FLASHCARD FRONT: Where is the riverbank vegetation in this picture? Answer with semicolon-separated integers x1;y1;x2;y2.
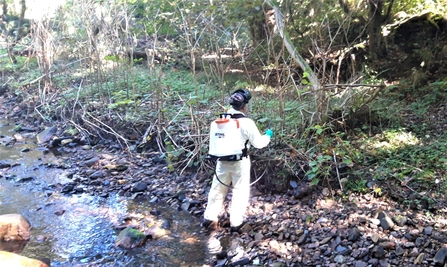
1;0;447;213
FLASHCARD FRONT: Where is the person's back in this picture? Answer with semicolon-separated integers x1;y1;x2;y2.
202;89;273;232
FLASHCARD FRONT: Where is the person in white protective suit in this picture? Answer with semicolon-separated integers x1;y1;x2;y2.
202;89;273;232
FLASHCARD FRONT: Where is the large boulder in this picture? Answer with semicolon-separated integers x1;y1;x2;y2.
0;251;48;267
0;214;31;241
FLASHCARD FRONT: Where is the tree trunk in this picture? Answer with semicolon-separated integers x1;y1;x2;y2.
264;0;324;123
15;0;26;43
368;0;385;60
248;11;267;46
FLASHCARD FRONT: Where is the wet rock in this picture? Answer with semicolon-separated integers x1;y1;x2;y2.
131;182;147;192
61;183;75;193
181;200;190;212
146;224;167;240
0;161;11;169
17;126;36;132
104;164;128;171
0;251;49;267
0;214;31;241
116;227;146;249
82;157;100;167
89;170;104;179
15;176;35;183
74;185;85;193
0;136;14;146
54;210;65;216
36;126;57;144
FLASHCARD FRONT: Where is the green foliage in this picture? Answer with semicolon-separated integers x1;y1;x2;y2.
344;179;368;193
0;48;37;72
306;154;332;186
358;127;447;193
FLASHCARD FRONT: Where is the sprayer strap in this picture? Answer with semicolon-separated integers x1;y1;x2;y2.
218;113;246;119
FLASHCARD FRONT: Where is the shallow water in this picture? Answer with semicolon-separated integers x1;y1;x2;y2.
0;119;208;266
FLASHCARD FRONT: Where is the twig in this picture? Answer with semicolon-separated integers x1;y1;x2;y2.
24;71;55;86
140;120;157;145
333;150;342;190
391;175;440;204
71;78;83;120
83;113;131;152
68;119;94;143
323;83;386;89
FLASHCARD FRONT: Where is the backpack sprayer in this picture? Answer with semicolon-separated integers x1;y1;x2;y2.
206;113;267;189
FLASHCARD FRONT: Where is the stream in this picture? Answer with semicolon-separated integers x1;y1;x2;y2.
0;119;209;266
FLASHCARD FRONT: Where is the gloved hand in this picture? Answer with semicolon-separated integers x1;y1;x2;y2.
266;129;273;138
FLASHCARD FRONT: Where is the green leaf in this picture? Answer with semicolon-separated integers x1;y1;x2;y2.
309;178;319;186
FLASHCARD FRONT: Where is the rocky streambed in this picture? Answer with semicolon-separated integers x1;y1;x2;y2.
14;140;447;267
1;94;447;267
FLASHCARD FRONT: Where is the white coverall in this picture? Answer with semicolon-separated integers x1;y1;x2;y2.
204;108;271;227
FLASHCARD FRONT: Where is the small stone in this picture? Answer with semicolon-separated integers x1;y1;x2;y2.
414;253;424;264
380;215;395;230
82;157;100;167
348;227;361;242
408;247;419;257
395;246;405;256
404;242;415;248
433;247;447;265
371;233;380;243
254;232;263;241
131;182;147;192
354;261;367;267
334;254;345;263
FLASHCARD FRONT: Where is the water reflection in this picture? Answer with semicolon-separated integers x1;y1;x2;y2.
0;120;209;266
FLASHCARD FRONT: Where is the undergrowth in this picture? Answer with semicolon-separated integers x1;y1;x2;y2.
2;50;447;213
